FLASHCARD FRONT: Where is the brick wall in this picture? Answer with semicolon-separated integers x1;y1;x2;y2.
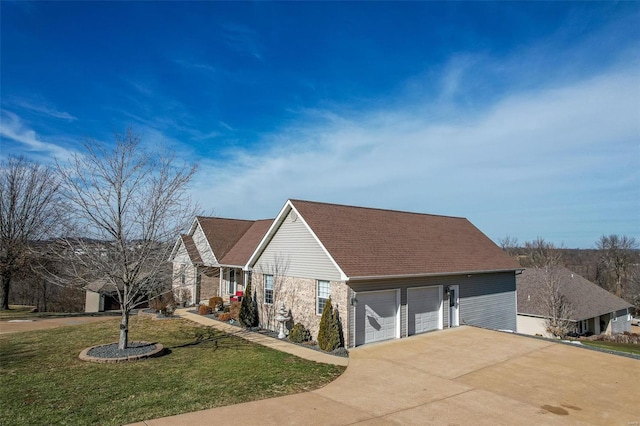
252;272;349;344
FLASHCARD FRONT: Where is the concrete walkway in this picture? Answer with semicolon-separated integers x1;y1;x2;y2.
173;308;349;367
129;326;639;426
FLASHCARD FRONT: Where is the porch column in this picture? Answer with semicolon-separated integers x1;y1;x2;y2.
219;267;223;297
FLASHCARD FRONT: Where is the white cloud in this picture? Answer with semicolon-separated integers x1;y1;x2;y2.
0;110;77;162
13;99;77;121
191;63;640;247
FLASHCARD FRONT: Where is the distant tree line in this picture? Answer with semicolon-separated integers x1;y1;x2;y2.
500;235;640;315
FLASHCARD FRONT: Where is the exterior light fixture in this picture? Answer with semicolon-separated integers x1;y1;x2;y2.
350;296;358;307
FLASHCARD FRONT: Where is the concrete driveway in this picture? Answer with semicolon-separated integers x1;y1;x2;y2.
133;326;639;425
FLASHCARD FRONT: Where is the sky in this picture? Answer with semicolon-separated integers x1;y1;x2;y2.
1;1;639;249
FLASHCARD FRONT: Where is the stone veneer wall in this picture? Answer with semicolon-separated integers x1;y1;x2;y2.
172;262;198;304
252;272;349;344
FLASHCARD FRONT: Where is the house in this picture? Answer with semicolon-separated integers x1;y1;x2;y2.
517;267;633;337
169;216;273;305
84;263;172;312
247;199;522;348
85;279;122;312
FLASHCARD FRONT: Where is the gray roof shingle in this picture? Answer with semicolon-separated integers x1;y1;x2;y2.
517;266;631;320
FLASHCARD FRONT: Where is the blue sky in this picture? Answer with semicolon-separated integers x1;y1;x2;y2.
1;1;638;248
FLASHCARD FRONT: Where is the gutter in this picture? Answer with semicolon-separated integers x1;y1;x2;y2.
347;268;522;283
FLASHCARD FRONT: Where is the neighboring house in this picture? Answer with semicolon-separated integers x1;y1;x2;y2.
169;216;273;305
85;279;122;312
84;264;171;312
247;199;522;348
517;267;632;337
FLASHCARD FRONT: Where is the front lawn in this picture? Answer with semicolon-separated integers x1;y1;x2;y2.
0;316;345;425
580;340;640;356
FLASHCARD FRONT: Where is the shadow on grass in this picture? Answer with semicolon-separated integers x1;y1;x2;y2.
169;328;254;352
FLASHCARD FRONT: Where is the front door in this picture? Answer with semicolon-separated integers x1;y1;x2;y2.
449;285;459;327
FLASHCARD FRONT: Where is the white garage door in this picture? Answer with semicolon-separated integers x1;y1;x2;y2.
408;286;442;336
355;290;399;346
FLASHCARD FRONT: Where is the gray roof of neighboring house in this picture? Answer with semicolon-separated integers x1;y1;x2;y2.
517;266;632;321
289;199;520;278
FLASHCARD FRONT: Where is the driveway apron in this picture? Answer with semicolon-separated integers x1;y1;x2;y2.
131;326;639;426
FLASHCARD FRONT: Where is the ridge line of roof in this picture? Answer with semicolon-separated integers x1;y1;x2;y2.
289;199;467;220
196;215;256;223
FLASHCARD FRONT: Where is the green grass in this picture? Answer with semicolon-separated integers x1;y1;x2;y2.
580;340;640;356
0;316;345;425
0;305;119;320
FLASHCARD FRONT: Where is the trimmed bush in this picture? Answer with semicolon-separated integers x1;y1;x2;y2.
198;305;213;315
288;323;311;343
208;297;223;311
239;280;259;328
229;301;241;321
218;312;231;322
317;297;342;352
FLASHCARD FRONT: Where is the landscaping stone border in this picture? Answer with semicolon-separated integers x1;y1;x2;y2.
79;341;165;363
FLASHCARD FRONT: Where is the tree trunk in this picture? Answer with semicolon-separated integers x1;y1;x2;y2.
118;310;129;349
0;272;11;310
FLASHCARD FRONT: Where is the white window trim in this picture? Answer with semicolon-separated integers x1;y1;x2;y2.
264;274;274;305
316;280;330;315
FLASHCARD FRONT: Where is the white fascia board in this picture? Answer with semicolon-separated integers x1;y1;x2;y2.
290;201;348;281
168;236;184;262
246;200;292;269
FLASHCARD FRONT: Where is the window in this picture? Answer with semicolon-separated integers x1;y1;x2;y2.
317;280;330;315
264;274;274;304
180;265;186;286
227;269;236;295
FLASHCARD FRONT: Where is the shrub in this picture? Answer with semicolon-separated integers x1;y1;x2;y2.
218;312;231;322
149;291;176;313
317;297;342;352
239;280;259;328
198;305;213;315
208;297;223;311
288;323;311;343
229;301;241;321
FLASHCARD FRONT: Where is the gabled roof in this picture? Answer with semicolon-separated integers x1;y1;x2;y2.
250;199;521;279
517;267;632;321
180;235;202;264
196;216;255;262
220;219;273;267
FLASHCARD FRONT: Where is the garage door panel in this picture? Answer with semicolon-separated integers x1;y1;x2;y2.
408;286;442;336
356;290;398;346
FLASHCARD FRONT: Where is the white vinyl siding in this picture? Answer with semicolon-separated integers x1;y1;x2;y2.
253;210;341;281
192;223;217;265
317;280;330;315
264;274;274;304
172;240;191;263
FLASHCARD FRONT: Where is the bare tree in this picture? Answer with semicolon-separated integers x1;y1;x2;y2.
499;235;520;259
57;128;198;349
254;254;294;331
595;235;638;298
0;156;64;310
523;238;574;338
